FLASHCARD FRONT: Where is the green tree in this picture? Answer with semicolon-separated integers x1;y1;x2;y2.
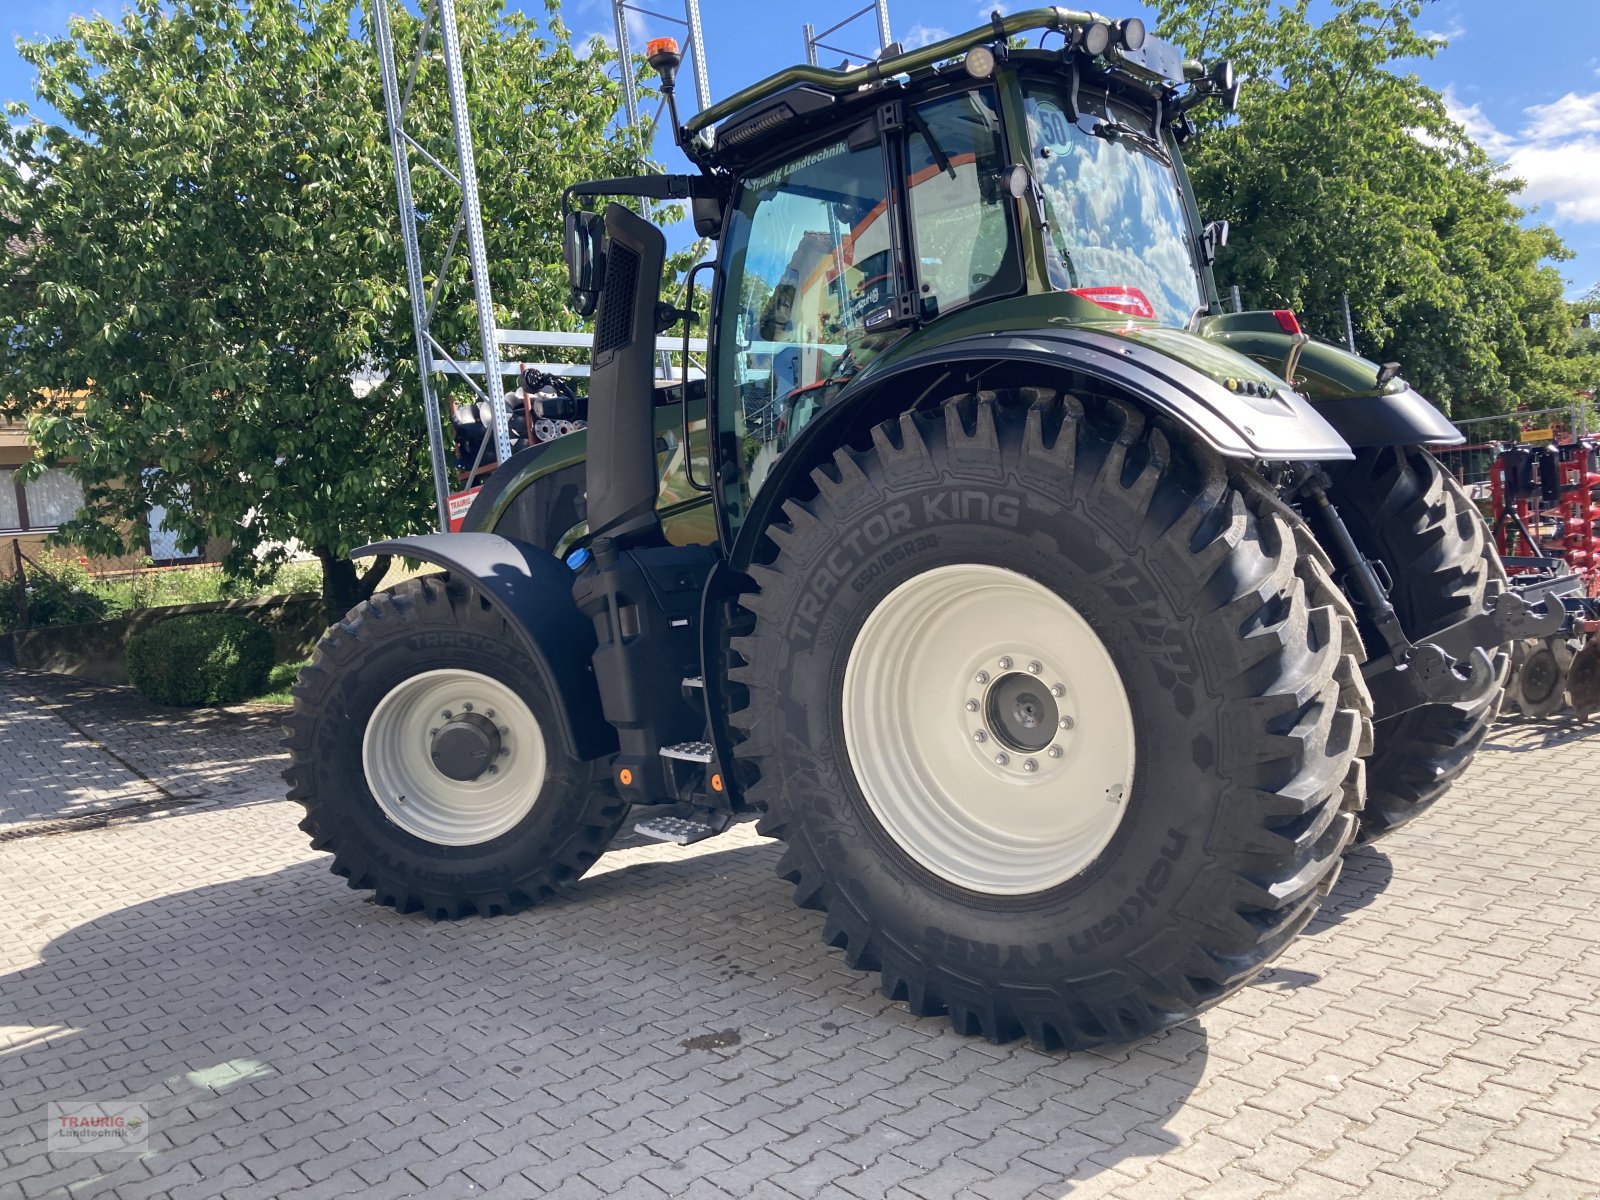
1156;0;1584;417
0;0;660;617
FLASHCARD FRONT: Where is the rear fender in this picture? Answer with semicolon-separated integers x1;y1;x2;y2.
728;326;1354;572
354;532;614;762
856;326;1356;460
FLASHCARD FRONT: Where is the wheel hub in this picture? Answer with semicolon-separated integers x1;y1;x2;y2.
984;671;1059;754
430;712;503;781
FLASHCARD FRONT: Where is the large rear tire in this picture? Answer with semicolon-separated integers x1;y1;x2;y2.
728;391;1371;1048
284;574;625;918
1323;447;1509;842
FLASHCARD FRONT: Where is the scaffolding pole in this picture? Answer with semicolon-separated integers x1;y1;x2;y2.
372;0;508;531
803;0;893;65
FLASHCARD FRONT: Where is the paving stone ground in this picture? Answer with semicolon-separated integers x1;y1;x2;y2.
1;663;1597;1199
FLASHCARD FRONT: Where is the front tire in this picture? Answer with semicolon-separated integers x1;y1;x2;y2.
284;575;625;918
729;391;1371;1048
1323;447;1510;841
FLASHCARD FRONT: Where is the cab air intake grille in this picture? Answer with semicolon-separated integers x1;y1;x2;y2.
597;242;639;353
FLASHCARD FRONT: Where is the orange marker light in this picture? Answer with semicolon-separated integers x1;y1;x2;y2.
618;768;634;787
710;773;724;793
646;37;680;58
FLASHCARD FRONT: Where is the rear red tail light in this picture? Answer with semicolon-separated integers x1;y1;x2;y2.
1272;309;1302;334
1068;286;1157;320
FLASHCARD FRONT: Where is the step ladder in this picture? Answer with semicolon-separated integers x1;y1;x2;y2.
635;681;724;844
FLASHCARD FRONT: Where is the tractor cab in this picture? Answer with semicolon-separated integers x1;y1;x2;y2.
561;12;1253;543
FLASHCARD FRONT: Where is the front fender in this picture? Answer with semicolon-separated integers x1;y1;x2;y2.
1310;387;1464;448
354;532;614;762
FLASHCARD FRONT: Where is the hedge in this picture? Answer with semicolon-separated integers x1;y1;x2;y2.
124;612;275;705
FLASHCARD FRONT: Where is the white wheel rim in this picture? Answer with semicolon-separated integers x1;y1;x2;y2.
842;563;1135;895
362;668;547;846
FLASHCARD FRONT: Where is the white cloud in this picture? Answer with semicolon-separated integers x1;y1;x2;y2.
1521;92;1600;141
1442;86;1515;156
1444;86;1600;224
1422;19;1466;45
904;24;951;49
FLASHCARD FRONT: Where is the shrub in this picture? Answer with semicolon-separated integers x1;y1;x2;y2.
125;612;275;706
0;555;107;633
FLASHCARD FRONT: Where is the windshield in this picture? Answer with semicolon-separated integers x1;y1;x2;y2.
1023;83;1205;328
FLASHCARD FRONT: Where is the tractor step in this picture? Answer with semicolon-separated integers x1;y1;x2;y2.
682;675;704;689
634;815;721;845
660;740;714;763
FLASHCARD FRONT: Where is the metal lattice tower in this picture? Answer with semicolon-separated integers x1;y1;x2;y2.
803;0;892;65
372;0;508;531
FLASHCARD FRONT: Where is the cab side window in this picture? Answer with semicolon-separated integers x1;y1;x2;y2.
905;89;1020;318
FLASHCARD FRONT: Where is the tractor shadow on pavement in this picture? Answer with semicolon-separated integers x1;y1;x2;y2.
1;828;1214;1197
1482;712;1600;753
1304;844;1394;935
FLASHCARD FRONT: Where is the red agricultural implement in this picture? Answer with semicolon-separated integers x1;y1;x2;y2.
1437;433;1600;719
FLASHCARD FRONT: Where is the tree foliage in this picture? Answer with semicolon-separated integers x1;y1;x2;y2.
1156;0;1587;417
0;0;660;616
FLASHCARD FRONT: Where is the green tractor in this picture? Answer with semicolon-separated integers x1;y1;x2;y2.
286;8;1562;1047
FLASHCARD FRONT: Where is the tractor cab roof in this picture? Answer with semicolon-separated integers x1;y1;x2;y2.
683;6;1202;172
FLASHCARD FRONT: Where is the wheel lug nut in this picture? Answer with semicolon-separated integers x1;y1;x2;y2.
485;709;495;718
487;765;498;775
975;670;989;685
998;656;1013;670
498;748;509;758
1023;759;1037;772
972;730;988;743
462;702;473;712
1059;715;1074;730
1027;660;1042;675
994;752;1009;766
965;699;979;712
498;726;509;736
1050;684;1065;698
429;728;439;736
1047;746;1063;759
442;710;453;719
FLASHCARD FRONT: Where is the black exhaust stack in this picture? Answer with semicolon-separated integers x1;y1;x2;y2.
584;202;668;545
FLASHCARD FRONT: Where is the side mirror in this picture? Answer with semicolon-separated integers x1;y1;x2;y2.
1201;218;1229;267
564;209;607;317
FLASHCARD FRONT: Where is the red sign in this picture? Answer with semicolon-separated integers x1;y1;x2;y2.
447;488;481;533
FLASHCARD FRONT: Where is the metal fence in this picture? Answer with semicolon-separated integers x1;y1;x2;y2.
1433;405;1593;499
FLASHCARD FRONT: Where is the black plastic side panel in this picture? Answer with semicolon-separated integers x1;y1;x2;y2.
1310;387;1464;448
354;533;614;761
572;542;718;800
585;203;668;542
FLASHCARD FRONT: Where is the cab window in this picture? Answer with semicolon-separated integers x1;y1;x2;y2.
905;88;1020;318
715;135;899;526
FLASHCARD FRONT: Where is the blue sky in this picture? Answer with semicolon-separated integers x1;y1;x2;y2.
5;0;1598;297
